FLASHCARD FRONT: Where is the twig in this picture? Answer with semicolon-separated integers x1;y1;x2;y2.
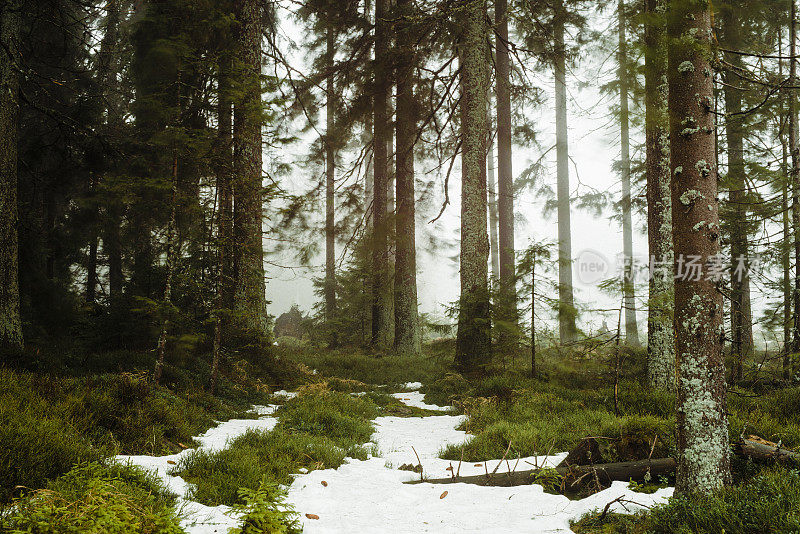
412;446;423;481
491;441;513;476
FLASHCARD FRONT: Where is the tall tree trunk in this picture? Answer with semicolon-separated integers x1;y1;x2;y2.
488;124;500;281
211;51;235;394
668;0;731;494
644;0;674;389
790;0;800;375
618;0;639;347
154;154;178;384
0;0;23;352
721;3;752;384
455;0;491;372
495;0;517;348
364;0;375;345
325;20;338;345
531;254;536;378
372;0;393;350
394;0;420;356
86;177;98;304
554;0;576;344
233;0;268;341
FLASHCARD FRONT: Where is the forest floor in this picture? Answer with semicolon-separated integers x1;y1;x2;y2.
3;341;800;533
119;382;671;534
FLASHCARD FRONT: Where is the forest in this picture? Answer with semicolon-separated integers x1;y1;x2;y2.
1;0;800;532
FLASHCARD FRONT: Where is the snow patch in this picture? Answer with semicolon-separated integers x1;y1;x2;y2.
393;391;452;412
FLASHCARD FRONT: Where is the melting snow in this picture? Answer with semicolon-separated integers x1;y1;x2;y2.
115;393;673;534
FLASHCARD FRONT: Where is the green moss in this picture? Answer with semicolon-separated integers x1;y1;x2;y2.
1;462;183;533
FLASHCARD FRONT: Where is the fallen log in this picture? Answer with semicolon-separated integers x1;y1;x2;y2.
405;458;676;488
738;437;800;463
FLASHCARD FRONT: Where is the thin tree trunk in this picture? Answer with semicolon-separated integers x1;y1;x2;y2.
721;4;752;384
531;254;536;378
154;154;178;384
668;0;731;494
618;0;639;347
455;0;491;372
554;0;576;344
790;0;800;375
644;0;674;389
325;20;338;345
0;0;23;352
394;0;420;356
372;0;393;350
495;0;517;349
87;177;98;304
211;51;234;394
96;0;123;303
488;126;500;281
783;38;792;376
233;0;268;342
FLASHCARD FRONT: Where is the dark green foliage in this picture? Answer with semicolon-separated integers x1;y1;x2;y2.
1;462;183;533
0;368;261;503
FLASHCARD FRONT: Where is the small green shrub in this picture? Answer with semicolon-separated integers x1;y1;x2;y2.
228;479;302;534
1;462;182;533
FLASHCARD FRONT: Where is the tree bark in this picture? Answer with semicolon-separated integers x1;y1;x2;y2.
372;0;393;350
721;2;752;384
618;0;639;347
325;19;338;345
0;0;23;352
668;0;731;495
153;154;178;384
644;0;675;389
781;27;791;375
455;0;491;372
495;0;516;344
790;0;800;375
232;0;269;342
394;0;421;356
211;50;235;394
554;0;576;344
488;125;500;281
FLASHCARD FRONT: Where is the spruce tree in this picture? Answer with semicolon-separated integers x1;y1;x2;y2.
668;0;731;494
456;0;492;372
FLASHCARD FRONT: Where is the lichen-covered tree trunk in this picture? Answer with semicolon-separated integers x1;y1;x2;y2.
554;0;576;344
0;0;23;352
721;3;752;383
325;20;338;345
233;0;268;341
644;0;674;389
371;0;393;350
618;0;640;347
394;0;420;356
456;0;491;372
495;0;516;345
667;0;731;494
